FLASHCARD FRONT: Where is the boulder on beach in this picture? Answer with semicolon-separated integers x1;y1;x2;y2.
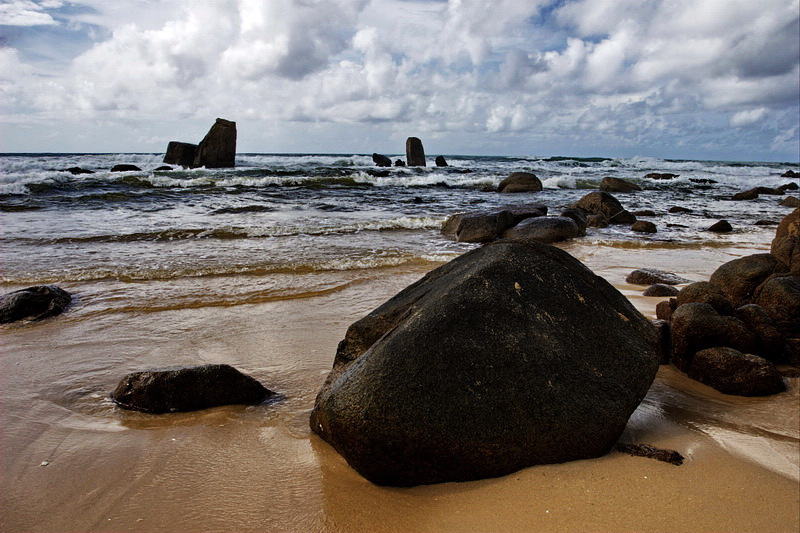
559;208;587;235
193;118;236;168
735;304;786;361
656;299;677;321
406;137;426;167
626;268;691;286
754;275;800;338
600;177;642;193
770;208;799;273
497;172;543;193
708;220;733;233
670;303;756;372
310;240;659;486
441;206;548;243
163;141;198;167
111;364;275;414
502;216;580;244
687;347;785;396
372;153;392;167
676;282;733;315
0;285;72;324
708;253;779;308
435;156;448;167
110;164;142;172
572;191;636;224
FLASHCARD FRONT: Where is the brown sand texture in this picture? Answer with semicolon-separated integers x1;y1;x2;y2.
1;239;798;532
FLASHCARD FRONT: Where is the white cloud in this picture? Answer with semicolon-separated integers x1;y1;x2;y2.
0;0;61;26
730;108;768;127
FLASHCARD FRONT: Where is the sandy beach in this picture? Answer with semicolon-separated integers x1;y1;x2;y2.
2;234;798;533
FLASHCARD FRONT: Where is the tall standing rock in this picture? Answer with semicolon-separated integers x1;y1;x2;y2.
310;240;659;486
406;137;426;167
193;118;237;168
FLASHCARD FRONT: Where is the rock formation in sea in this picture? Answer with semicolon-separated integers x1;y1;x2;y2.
600;177;642;193
406;137;426;167
310;240;659;486
111;364;275;413
163;118;237;168
435;156;448;167
0;285;72;323
497;172;542;193
372;153;392;167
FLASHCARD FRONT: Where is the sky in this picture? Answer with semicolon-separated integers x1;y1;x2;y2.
0;0;798;161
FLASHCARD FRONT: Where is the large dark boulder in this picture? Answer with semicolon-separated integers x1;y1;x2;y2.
735;304;786;362
372;153;392;167
193;118;236;168
498;172;543;193
687;347;785;396
406;137;426;167
771;208;799;273
676;282;734;315
559;208;587;235
310;240;660;486
670;303;756;372
0;285;72;323
435;156;448;167
708;253;778;308
111;364;274;414
502;216;580;244
163;141;198;167
572;191;636;224
600;177;641;193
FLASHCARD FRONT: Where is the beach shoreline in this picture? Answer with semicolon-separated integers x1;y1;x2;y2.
2;233;799;533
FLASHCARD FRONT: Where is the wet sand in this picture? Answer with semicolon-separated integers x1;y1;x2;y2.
2;241;799;532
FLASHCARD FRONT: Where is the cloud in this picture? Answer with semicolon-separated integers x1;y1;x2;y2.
0;0;61;26
1;0;798;160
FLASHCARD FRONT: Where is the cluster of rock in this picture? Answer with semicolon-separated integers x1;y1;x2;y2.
649;208;799;396
163;118;237;168
310;240;659;486
372;137;449;168
60;164;173;174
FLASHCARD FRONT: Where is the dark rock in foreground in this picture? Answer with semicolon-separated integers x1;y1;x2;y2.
372;153;392;167
111;364;274;414
626;268;691;286
0;285;72;323
687;347;786;396
164;141;198;167
310;240;659;486
497;172;542;193
193;118;236;168
615;443;684;465
110;164;142;172
406;137;426;167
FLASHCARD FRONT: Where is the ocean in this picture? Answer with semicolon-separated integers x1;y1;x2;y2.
2;152;797;317
2;152;799;531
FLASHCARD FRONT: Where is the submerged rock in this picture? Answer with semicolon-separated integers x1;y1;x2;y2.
631;221;657;234
310;240;659;486
62;167;94;175
780;196;800;208
600;177;642;193
111;364;274;414
644;173;679;180
110;164;142;172
497;172;542;193
372;153;392;167
0;285;72;323
708;220;733;233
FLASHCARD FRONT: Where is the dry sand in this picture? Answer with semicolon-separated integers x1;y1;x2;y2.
2;240;799;532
